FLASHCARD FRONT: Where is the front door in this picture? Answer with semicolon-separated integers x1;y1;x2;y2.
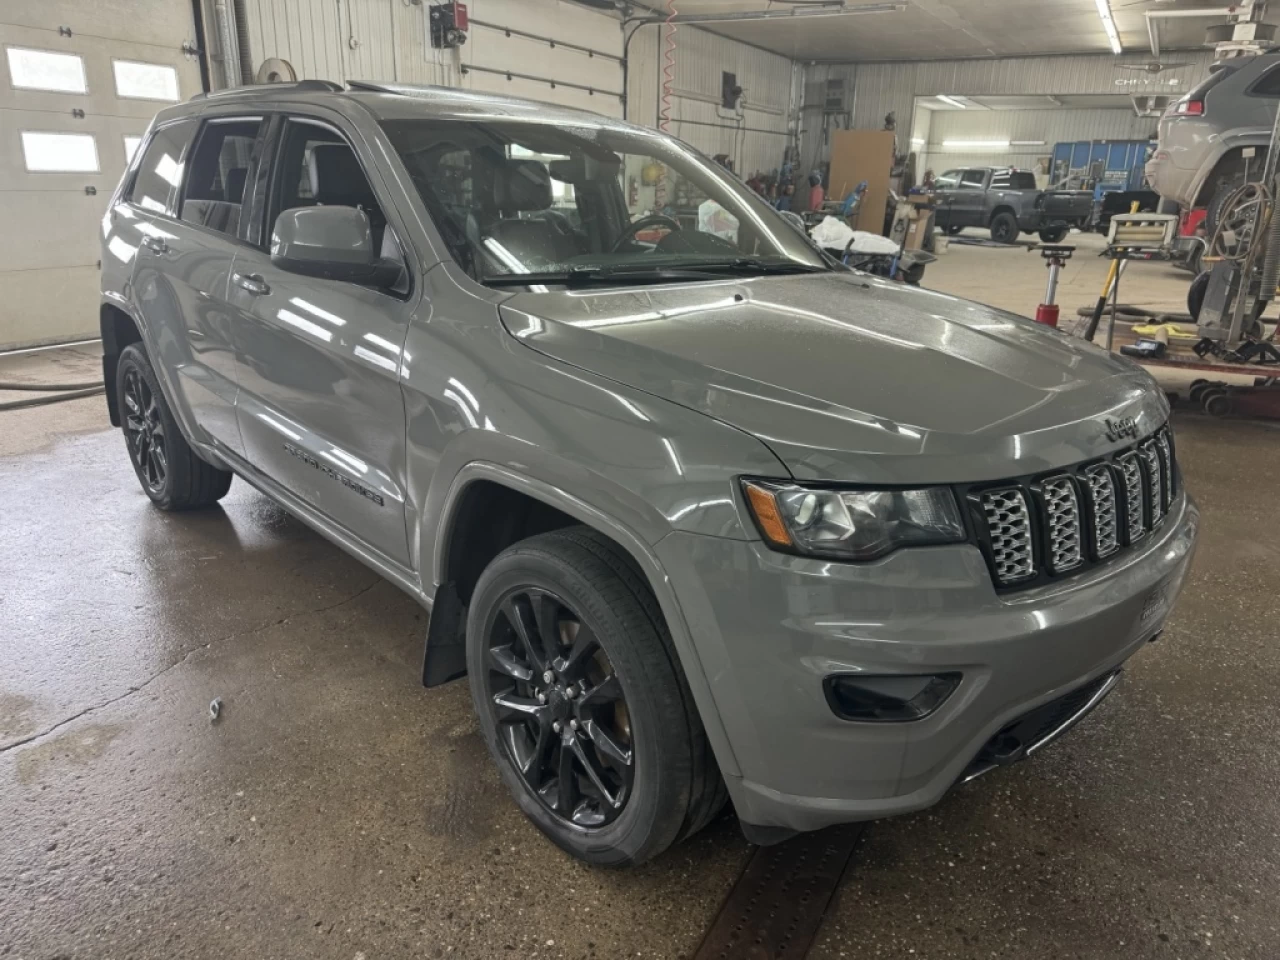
228;114;415;567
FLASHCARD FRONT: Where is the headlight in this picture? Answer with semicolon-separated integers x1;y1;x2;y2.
742;480;965;560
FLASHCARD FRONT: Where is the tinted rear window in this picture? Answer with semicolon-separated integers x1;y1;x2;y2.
992;171;1037;189
1249;63;1280;97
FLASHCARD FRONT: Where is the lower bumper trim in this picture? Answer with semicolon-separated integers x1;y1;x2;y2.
960;669;1123;783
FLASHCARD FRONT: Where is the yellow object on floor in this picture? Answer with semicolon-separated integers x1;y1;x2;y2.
1132;322;1199;340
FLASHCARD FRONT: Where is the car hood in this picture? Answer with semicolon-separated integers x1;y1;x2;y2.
499;271;1169;484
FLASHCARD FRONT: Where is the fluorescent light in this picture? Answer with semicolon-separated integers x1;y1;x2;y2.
1094;0;1122;54
942;139;1010;149
1011;140;1047;146
936;95;967;109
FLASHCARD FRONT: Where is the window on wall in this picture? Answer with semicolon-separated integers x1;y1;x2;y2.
113;60;180;101
128;119;197;213
21;132;99;172
6;47;87;93
180;119;263;237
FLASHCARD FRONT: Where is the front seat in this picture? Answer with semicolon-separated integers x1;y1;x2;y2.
483;159;581;270
307;143;386;247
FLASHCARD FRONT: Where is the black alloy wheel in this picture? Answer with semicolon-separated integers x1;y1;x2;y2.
122;365;167;494
482;586;635;829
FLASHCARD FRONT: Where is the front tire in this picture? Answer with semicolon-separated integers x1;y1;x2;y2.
116;344;232;510
466;526;725;866
990;211;1019;244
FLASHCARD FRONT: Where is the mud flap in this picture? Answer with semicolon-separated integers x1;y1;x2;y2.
422;581;468;687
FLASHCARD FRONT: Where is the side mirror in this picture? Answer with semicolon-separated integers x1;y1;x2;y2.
271;206;401;288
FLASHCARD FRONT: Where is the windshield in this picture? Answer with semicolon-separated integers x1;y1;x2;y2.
380;117;828;286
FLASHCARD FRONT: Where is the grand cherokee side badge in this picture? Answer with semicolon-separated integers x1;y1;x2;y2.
1104;417;1139;442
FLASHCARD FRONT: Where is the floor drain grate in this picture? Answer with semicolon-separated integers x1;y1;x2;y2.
692;823;865;960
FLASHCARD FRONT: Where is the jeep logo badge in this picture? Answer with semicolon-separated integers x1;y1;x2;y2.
1104;416;1139;442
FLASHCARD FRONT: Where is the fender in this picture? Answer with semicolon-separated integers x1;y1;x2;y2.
421;458;744;780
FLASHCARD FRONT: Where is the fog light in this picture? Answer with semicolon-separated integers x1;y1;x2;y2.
824;673;962;722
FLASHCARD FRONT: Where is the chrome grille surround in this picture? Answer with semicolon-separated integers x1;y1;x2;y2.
1116;452;1146;544
969;425;1177;590
1081;464;1119;559
1140;441;1165;525
980;488;1035;583
1041;476;1083;573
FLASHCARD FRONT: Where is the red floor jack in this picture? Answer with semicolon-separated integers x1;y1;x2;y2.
1032;244;1074;326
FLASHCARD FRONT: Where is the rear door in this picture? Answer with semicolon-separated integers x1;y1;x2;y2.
228;112;416;566
129;113;266;457
952;169;989;227
0;0;201;349
933;169;961;229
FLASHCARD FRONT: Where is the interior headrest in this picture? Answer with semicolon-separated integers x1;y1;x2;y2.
308;143;376;208
500;159;553;212
224;166;248;204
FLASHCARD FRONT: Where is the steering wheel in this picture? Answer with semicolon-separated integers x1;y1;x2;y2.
612;214;681;252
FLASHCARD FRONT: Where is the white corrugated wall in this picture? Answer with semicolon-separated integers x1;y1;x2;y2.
803;49;1219;166
924;107;1160;174
235;0;795;171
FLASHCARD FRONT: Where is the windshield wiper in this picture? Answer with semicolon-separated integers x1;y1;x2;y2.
484;264;741;288
484;258;828;288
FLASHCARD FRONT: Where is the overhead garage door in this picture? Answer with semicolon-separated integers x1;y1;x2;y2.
0;0;202;350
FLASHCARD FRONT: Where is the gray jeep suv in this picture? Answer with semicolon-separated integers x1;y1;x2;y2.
99;80;1199;866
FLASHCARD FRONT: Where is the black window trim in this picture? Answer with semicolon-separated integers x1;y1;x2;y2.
261;111;416;301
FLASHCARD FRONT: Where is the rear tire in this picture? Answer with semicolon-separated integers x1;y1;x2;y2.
116;344;232;510
990;212;1019;245
466;526;725;866
945;224;963;236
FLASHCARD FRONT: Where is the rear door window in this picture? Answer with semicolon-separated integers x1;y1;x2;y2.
127;119;197;214
179;117;263;238
959;170;987;189
993;171;1037;189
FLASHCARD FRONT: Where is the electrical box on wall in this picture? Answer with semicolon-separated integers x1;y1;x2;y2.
430;3;469;48
721;71;742;110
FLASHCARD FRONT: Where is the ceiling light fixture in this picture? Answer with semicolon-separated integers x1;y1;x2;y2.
1010;139;1047;146
936;94;967;109
631;2;906;26
942;139;1010;149
1095;0;1123;54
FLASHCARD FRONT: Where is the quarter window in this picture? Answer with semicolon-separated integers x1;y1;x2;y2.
180;119;263;238
128;120;197;213
7;47;87;94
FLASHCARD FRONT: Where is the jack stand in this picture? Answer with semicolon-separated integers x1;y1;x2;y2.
1032;244;1075;326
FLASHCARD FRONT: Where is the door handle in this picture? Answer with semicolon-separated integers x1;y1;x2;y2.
233;272;271;296
140;235;168;255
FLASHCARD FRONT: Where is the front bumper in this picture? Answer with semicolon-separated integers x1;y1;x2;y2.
656;492;1199;833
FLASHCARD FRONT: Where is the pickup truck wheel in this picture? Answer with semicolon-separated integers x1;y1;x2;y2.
990;212;1019;245
116;344;232;510
466;526;725;866
945;225;963;236
1038;226;1068;244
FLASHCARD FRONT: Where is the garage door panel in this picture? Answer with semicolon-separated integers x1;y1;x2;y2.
0;193;105;269
0;111;143;190
2;1;200;52
3;24;198;117
1;0;199;347
0;264;99;347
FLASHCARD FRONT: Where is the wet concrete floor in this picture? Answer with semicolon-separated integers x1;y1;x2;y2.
4;323;1280;959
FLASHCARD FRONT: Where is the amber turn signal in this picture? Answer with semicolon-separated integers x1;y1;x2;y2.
743;482;792;547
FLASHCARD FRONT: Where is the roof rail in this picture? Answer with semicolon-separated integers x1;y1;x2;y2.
189;79;344;102
345;80;401;94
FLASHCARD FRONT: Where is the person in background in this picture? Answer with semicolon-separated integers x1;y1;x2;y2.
808;170;825;212
776;183;794;212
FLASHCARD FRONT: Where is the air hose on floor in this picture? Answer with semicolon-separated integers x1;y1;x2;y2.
0;380;104;411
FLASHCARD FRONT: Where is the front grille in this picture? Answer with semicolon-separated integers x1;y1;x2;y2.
967;425;1178;591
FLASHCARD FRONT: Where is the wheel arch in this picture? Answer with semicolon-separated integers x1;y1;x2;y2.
420;460;743;779
988;204;1017;225
100;301;143;426
1193;141;1269;207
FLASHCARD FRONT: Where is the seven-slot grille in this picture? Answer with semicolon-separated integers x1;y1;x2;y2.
971;425;1178;589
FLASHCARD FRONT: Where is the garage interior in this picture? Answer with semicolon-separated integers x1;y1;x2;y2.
3;1;1280;958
